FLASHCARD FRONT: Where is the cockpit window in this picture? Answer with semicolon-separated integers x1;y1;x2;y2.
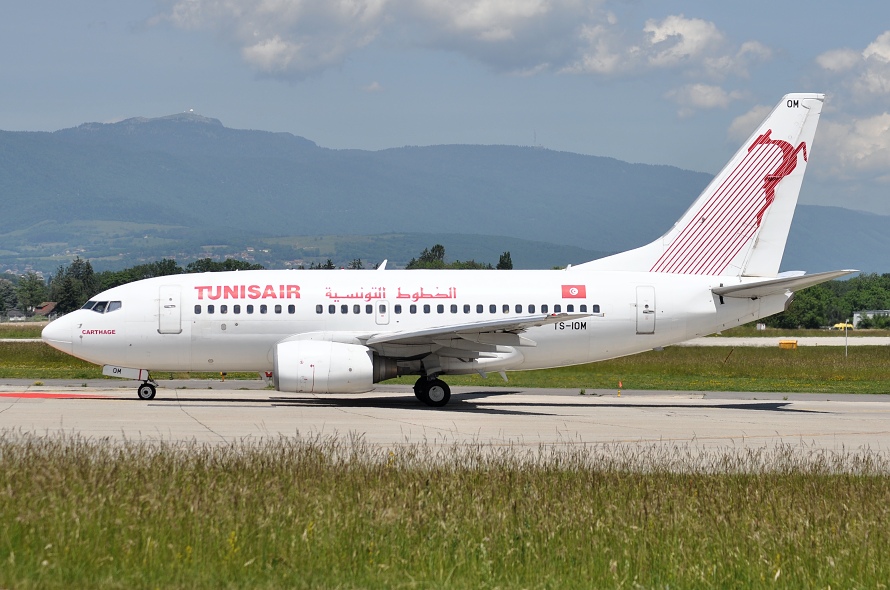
82;300;122;313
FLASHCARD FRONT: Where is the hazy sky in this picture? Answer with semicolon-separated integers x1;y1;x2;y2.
3;1;890;214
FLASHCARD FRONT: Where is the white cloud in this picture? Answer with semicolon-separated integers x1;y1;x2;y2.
153;1;770;96
727;104;771;142
643;15;724;68
816;48;860;73
817;113;890;181
363;81;383;92
666;84;744;117
817;31;890;99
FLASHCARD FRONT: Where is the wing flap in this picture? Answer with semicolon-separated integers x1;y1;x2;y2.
365;313;588;346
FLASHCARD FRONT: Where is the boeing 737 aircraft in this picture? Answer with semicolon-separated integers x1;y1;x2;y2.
42;93;853;406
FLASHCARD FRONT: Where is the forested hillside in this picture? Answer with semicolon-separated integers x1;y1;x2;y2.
1;113;887;274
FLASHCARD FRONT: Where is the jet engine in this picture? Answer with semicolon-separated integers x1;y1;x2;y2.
273;340;398;393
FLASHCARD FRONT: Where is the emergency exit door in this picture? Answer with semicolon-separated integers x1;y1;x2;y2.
636;286;656;334
158;285;182;334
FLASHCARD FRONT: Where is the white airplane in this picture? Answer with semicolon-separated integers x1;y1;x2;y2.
42;93;853;407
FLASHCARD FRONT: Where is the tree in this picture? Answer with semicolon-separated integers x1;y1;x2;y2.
49;257;97;313
0;279;17;314
406;244;447;269
16;272;48;315
497;251;513;270
185;258;264;273
347;258;364;270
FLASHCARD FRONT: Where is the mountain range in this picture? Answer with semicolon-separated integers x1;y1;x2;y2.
0;112;885;274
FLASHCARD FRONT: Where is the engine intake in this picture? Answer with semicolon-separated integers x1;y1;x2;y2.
273;340;398;393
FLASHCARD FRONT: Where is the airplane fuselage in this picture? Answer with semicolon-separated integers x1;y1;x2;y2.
45;269;784;375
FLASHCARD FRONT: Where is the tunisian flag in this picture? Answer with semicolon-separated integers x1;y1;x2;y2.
561;285;586;298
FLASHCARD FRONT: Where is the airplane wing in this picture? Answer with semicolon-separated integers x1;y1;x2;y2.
365;313;589;347
712;269;857;299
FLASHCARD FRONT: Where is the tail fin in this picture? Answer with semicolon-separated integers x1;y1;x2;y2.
576;93;824;277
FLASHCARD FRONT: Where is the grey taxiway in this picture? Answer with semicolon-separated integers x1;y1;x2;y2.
1;379;888;453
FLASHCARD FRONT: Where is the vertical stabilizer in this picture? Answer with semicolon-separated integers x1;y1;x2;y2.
576;93;824;277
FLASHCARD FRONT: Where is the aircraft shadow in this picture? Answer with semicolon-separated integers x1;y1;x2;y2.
135;391;826;417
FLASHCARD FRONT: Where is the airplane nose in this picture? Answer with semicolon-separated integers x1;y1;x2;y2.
42;317;73;354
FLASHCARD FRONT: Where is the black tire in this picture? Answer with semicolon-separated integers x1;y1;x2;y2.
137;383;156;400
413;377;426;401
421;379;451;407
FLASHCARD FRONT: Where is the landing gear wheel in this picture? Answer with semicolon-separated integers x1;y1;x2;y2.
416;378;451;407
413;377;426;401
137;383;156;400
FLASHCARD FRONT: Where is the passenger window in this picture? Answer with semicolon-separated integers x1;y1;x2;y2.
340;305;348;314
247;305;254;314
260;305;268;314
220;305;228;314
353;304;361;314
106;301;122;313
515;304;522;313
423;304;431;314
593;304;601;313
275;305;282;314
554;304;561;313
288;305;295;314
234;305;241;314
328;304;335;314
580;304;587;313
489;304;496;314
503;304;509;313
463;304;470;314
476;304;483;314
528;304;535;313
208;305;215;314
194;305;201;315
316;304;323;314
378;304;386;314
541;304;548;313
567;304;574;312
450;304;457;313
437;304;444;314
410;304;417;314
366;304;373;314
395;304;402;314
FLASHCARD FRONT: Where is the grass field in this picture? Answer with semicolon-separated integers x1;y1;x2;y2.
1;433;889;589
0;323;45;339
2;341;890;393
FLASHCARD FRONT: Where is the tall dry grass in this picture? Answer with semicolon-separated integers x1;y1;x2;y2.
1;432;889;588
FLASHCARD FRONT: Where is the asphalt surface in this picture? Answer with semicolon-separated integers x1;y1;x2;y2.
2;380;889;453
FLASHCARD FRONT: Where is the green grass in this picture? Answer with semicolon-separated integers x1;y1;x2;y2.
0;343;256;380
3;342;890;393
0;323;45;339
1;433;889;589
390;345;890;394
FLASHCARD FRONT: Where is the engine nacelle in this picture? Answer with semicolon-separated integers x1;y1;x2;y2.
273;340;398;393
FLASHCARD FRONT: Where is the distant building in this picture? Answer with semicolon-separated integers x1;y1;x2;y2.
34;301;58;319
853;310;890;328
5;309;26;322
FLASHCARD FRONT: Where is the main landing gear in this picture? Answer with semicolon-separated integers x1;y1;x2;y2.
413;377;451;407
136;378;157;400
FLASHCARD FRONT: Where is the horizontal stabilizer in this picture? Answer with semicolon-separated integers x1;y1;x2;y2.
712;270;857;299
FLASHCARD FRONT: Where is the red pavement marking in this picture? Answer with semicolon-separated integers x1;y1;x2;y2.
0;392;109;399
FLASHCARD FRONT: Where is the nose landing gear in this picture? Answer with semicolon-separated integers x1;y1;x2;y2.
137;379;157;400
